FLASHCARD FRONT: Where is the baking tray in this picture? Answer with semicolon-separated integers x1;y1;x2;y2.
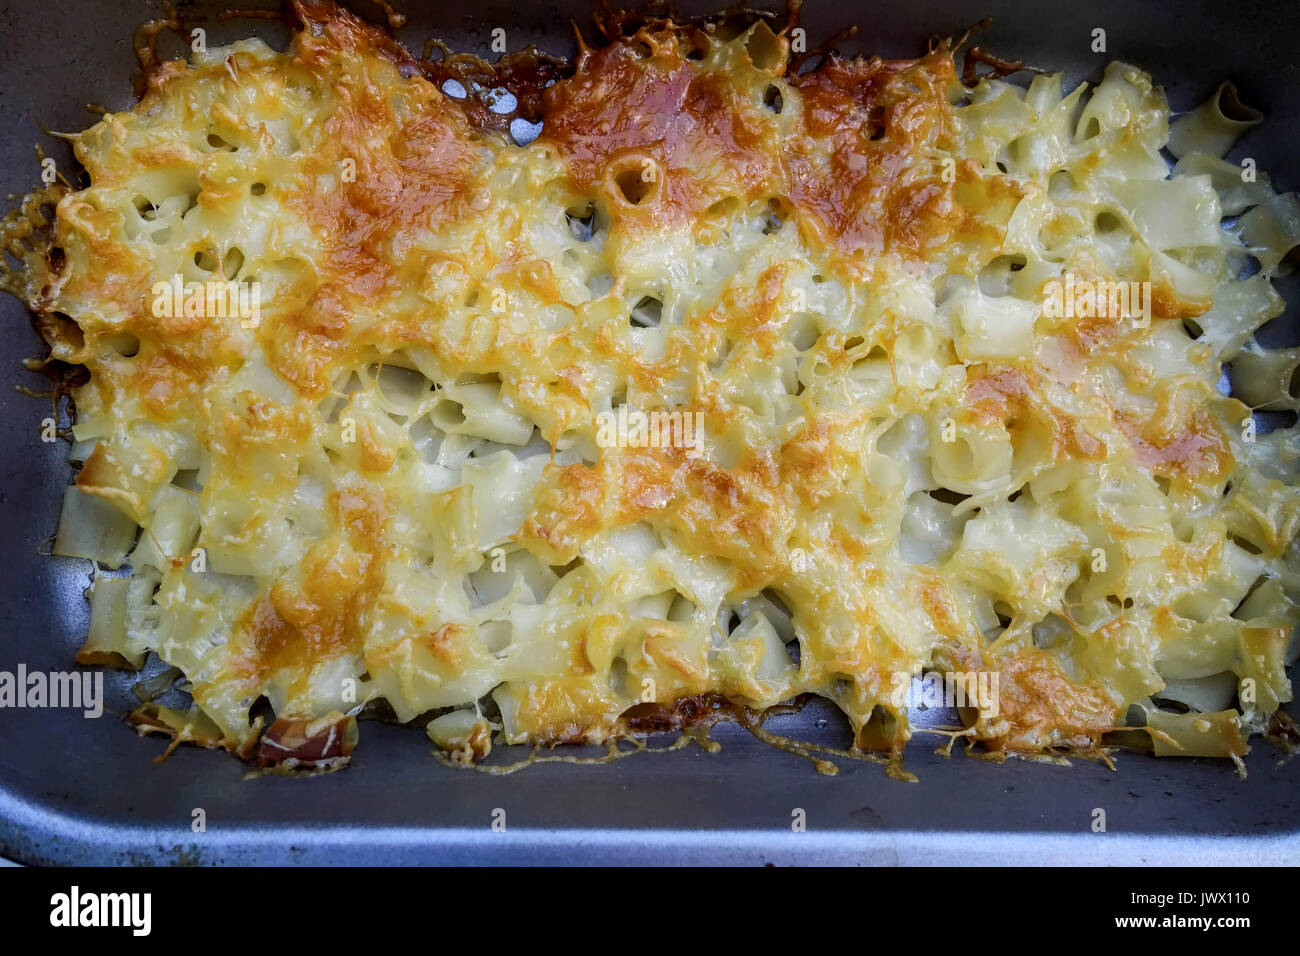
0;0;1296;866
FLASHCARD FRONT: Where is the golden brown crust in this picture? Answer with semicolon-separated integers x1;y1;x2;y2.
10;1;1295;774
953;646;1120;752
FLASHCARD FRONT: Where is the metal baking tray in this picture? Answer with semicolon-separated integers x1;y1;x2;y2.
0;0;1296;866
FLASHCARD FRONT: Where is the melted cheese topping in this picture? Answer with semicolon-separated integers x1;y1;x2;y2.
16;0;1300;766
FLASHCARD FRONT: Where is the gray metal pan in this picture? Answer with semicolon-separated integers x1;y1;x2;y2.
0;0;1296;866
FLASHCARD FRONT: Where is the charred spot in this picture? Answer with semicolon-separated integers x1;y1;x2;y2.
622;693;736;733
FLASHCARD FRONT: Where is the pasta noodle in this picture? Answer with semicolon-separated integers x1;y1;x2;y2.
3;0;1297;771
